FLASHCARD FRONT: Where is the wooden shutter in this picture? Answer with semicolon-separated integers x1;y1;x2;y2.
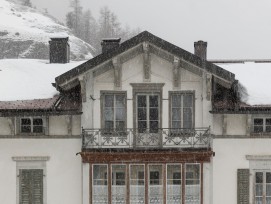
19;169;43;204
237;169;249;204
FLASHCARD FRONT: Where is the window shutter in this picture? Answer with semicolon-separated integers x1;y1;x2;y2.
237;169;249;204
19;169;43;204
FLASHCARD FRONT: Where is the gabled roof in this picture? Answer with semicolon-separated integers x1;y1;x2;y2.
55;31;235;87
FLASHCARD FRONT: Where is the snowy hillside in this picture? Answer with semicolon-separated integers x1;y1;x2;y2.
0;0;94;60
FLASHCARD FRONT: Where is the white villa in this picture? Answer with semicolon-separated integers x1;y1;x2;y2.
0;31;270;204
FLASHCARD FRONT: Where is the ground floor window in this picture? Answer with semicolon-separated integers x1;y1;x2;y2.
93;164;108;203
130;164;145;203
91;163;201;204
255;171;271;204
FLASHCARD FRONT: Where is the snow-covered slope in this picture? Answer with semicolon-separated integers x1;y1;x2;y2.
0;59;85;101
0;0;93;60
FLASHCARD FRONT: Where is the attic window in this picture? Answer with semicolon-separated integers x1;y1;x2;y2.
21;118;43;134
253;118;271;133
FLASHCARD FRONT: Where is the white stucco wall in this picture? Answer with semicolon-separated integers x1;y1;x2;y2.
212;114;247;136
86;52;213;130
212;114;223;135
72;115;81;135
0;118;11;135
0;115;81;136
0;139;82;204
49;116;69;135
212;138;271;204
226;115;247;135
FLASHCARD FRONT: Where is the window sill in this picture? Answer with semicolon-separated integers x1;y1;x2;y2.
250;132;271;136
18;133;45;136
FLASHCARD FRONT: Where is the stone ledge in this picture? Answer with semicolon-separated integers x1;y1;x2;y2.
246;155;271;160
12;156;50;161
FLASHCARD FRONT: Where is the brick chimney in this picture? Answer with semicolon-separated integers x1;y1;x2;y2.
49;37;70;63
194;40;207;60
101;38;121;53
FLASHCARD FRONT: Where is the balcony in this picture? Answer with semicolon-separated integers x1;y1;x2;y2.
82;127;211;150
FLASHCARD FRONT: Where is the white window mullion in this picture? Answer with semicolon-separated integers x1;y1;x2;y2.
263;119;266;133
31;118;33;133
263;173;266;204
147;95;150;130
181;95;184;128
113;95;116;129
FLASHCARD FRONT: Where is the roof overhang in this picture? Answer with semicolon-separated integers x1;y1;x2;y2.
55;31;235;91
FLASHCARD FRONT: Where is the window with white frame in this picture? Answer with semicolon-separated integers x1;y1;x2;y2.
167;164;182;203
245;155;271;204
91;163;202;204
130;164;145;203
20;117;44;134
169;92;194;130
137;94;160;133
93;164;108;203
185;164;200;204
112;165;126;204
253;117;271;133
131;83;164;134
255;171;271;204
101;92;126;131
149;164;163;203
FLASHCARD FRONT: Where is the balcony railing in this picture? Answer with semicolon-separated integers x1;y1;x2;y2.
82;128;211;149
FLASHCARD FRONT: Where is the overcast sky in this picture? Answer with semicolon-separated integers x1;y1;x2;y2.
31;0;271;59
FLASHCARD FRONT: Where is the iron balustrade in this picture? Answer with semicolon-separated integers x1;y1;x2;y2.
82;128;211;149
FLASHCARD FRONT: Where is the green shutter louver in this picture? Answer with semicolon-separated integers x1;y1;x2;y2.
237;169;250;204
19;169;43;204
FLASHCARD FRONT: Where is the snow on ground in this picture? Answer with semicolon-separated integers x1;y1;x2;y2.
217;62;271;105
0;59;85;101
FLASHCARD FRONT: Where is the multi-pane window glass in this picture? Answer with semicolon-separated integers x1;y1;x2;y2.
103;94;126;131
171;93;193;129
137;94;159;133
149;165;163;203
21;118;43;133
33;119;43;133
93;165;108;204
255;172;271;204
130;165;145;203
254;118;271;133
21;118;31;133
167;164;182;204
91;163;201;204
185;164;200;204
112;165;126;204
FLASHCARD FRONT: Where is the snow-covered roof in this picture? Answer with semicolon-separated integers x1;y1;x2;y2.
217;62;271;105
0;59;85;101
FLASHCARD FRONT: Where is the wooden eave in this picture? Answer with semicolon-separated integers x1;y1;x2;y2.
79;149;214;163
55;31;235;90
210;108;271;114
0;109;82;117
